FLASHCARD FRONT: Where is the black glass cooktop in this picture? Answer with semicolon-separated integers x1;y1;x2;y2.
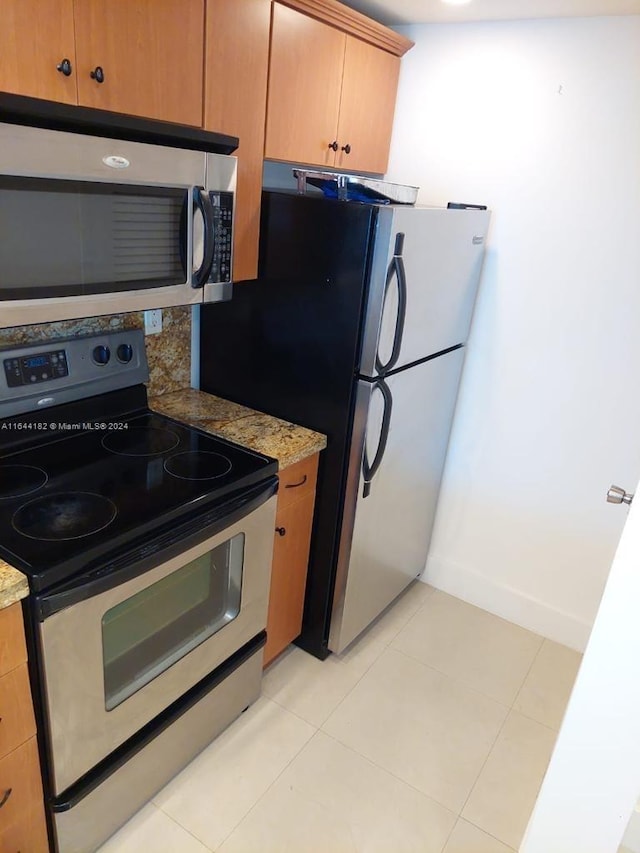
0;406;277;589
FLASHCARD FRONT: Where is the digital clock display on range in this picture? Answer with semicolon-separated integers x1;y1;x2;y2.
23;355;49;368
3;349;69;388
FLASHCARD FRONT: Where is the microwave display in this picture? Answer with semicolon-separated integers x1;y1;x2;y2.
0;176;187;300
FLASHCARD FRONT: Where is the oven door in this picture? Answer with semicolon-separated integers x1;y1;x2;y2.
33;479;277;796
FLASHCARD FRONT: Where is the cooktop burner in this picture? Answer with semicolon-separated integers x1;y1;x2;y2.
164;451;233;481
13;492;118;541
101;426;181;457
0;464;48;500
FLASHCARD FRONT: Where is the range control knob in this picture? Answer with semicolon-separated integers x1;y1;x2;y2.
92;345;110;365
116;343;133;364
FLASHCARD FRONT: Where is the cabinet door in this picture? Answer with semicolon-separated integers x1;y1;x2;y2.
264;493;316;667
335;36;401;174
0;804;49;853
0;737;45;833
0;604;27;677
0;0;77;104
264;454;319;667
204;0;271;281
0;666;36;760
265;4;345;168
73;0;205;126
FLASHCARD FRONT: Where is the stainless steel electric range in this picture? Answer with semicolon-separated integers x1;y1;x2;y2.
0;329;278;853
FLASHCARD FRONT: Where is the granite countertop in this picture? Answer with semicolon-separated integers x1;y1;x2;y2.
0;559;29;610
150;389;326;469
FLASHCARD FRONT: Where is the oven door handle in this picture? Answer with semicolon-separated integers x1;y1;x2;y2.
33;476;278;621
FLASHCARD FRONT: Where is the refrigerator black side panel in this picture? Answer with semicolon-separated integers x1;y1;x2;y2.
200;191;377;658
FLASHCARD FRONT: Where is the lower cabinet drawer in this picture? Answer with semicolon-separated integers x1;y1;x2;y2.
277;454;318;510
0;665;36;760
0;801;49;853
0;737;45;834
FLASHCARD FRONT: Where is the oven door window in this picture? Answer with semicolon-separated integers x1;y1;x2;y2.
0;175;188;299
102;533;244;711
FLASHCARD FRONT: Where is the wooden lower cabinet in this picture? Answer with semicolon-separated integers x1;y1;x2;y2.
0;604;48;852
0;801;50;853
264;454;319;667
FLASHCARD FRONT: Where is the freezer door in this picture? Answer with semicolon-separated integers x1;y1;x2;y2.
359;206;490;378
329;347;466;653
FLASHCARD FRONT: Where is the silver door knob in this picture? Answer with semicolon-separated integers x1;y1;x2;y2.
606;485;634;505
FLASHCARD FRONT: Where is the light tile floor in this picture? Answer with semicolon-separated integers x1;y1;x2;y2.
98;584;582;853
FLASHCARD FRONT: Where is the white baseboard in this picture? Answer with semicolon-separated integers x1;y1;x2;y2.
422;555;593;652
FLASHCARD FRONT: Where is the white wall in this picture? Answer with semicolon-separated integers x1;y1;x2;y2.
386;16;640;650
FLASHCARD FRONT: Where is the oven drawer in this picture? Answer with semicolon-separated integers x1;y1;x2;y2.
0;604;27;677
0;665;36;759
53;638;264;853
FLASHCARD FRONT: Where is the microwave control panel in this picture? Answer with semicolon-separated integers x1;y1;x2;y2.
4;350;69;388
210;191;233;283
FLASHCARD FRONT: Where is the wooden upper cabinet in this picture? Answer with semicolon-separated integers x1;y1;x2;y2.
334;36;400;174
73;0;205;126
0;0;78;104
265;4;346;168
265;1;412;175
204;0;271;281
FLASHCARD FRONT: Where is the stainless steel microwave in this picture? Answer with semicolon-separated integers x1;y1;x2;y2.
0;122;236;328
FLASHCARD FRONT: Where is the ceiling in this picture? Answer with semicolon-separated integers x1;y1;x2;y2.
340;0;640;25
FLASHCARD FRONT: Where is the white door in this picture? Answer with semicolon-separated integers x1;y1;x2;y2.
520;480;640;853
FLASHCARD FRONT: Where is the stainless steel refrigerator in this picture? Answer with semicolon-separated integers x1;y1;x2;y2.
199;190;490;658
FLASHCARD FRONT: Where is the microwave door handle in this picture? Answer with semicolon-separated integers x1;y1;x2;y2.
192;188;216;288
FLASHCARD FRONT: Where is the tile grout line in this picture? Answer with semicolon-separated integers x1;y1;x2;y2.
153;697;317;851
458;816;518;852
511;635;546;709
208;727;328;851
454;638;550;848
321;726;459;821
389;644;514;713
150;802;217;852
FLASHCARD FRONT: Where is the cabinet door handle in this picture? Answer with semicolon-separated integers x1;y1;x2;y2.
328;140;339;152
275;526;286;536
56;58;73;77
0;787;12;809
341;143;351;154
285;474;307;489
90;66;105;84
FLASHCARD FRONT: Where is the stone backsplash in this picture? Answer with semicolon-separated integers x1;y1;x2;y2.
0;306;192;398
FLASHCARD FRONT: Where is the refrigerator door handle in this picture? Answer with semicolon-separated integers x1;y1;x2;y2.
362;378;393;498
376;232;407;374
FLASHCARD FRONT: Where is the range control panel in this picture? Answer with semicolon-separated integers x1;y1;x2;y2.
0;329;148;419
4;349;69;388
